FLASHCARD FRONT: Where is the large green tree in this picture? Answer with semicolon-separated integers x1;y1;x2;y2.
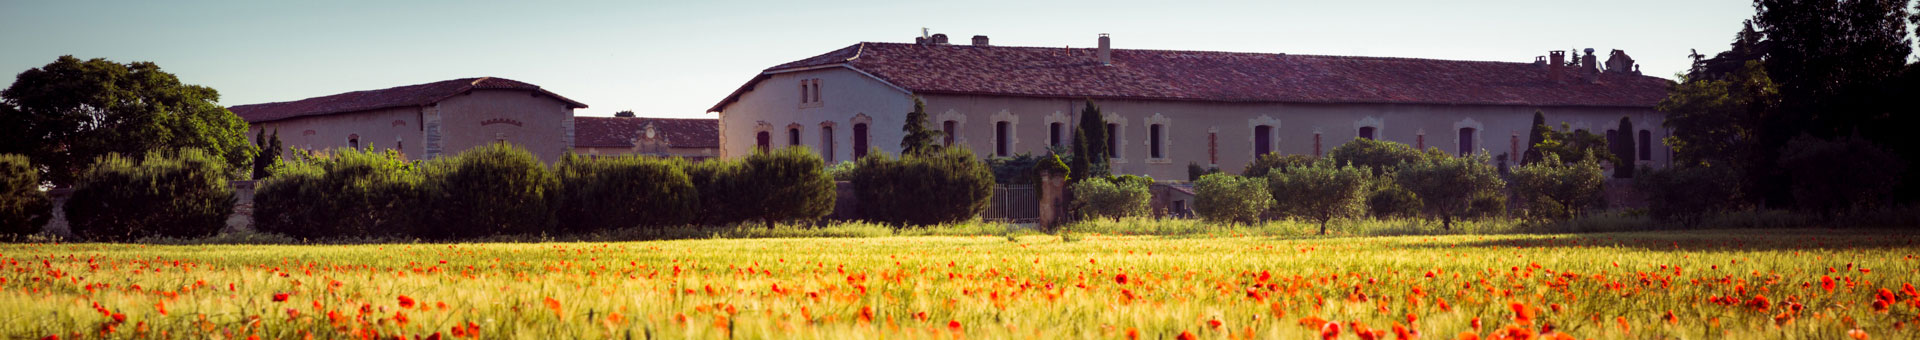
1751;0;1917;203
0;56;254;186
1394;152;1505;230
1068;98;1109;181
899;97;941;156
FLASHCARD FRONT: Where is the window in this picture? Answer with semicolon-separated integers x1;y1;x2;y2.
755;131;771;153
1313;133;1322;157
1416;133;1425;149
821;126;835;162
1050;122;1064;147
1208;132;1218;165
1638;130;1652;161
397;140;403;152
1149;124;1164;159
811;79;821;103
1359;126;1376;140
348;134;360;150
853;123;869;159
995;121;1010;157
799;81;809;103
942;120;957;146
1458;127;1477;155
1253;125;1272;156
1105;123;1118;158
788;127;801;146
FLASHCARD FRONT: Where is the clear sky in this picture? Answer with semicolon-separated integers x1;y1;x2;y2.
1;0;1758;119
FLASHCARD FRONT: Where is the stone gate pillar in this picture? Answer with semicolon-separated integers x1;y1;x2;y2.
1037;173;1067;230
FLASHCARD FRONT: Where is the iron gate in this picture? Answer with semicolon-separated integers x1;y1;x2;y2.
982;185;1039;222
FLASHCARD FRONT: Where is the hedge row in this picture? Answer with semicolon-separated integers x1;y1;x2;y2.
65;149;236;241
253;144;835;240
1;154;52;237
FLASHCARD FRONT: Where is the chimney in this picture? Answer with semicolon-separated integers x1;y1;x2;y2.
1581;48;1599;83
931;33;949;45
915;36;927;45
1547;50;1565;82
972;35;989;46
1097;33;1112;65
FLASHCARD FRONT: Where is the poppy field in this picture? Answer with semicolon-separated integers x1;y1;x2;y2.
3;229;1918;339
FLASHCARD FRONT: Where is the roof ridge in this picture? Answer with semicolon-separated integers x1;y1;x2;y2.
853;41;1545;66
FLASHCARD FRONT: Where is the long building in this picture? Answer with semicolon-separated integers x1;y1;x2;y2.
710;34;1674;178
231;77;587;162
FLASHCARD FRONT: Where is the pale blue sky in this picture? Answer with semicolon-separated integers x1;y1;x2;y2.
2;0;1756;119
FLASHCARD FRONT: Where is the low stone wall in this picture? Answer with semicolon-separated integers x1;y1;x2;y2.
38;180;258;237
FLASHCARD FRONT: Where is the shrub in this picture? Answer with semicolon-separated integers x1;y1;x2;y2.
1241;153;1316;178
1267;162;1369;234
1187;162;1221;181
1193;173;1273;225
1070;177;1151;220
253;149;423;239
1466;192;1509;219
1327;138;1429;176
1636;165;1740;226
65;149;235;241
850;147;995;226
1365;178;1422;219
1394;152;1505;230
732;147;836;226
825;160;859;181
684;159;748;226
417;143;559;239
554;153;697;233
1777;135;1905;218
1508;153;1605;221
1;154;52;237
985;153;1044;185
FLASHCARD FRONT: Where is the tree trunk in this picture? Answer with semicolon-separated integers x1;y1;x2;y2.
1318;220;1327;235
1443;214;1452;230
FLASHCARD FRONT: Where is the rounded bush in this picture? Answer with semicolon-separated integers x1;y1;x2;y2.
850;147;995;226
1365;181;1422;219
0;154;52;237
1069;176;1151;220
253;149;422;239
65;149;235;241
555;153;697;232
732;147;836;225
1193;173;1273;225
419;143;559;239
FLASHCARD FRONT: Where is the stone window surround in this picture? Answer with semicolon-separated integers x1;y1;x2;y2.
819;121;837;162
1042;111;1071;148
1206;126;1220;167
936;109;968;146
1103;112;1128;164
1142;113;1172;164
1453;117;1485;155
753;121;775;153
1246;115;1282;159
1353;116;1383;140
786;123;804;147
850;113;873;158
797;78;823;109
988;110;1020;157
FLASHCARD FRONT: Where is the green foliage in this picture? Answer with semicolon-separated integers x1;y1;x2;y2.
0;154;51;237
1635;165;1741;227
1528;123;1616;166
64;148;235;241
1776;135;1906;218
1611;117;1635;178
554;153;697;233
1241;153;1317;178
418;143;560;239
1068;99;1109;182
1365;179;1422;219
825;160;859;181
1266;162;1369;234
1069;176;1151;220
1192;173;1273;226
1509;153;1605;221
732;147;836;225
1466;192;1508;219
1187;162;1221;181
251;130;283;180
0;56;255;186
253;148;423;239
1326;138;1427;176
1520;111;1549;165
849;146;995;226
899;97;941;156
1393;152;1505;230
985;152;1045;185
684;159;748;226
1035;153;1070;178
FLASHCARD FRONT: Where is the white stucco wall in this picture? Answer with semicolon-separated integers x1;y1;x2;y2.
717;67;913;161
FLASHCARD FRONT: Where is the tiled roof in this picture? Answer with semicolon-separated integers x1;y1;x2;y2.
573;116;719;149
710;42;1672;112
230;77;587;123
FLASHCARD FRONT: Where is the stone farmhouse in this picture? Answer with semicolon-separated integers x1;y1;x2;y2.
231;77;719;162
709;34;1675;179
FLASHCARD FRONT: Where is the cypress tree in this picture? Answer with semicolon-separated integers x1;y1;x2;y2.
1614;117;1635;178
1520;111;1549;165
1069;98;1108;181
899;97;940;156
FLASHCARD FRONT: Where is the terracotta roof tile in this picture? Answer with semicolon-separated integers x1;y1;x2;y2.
231;77;586;123
573;116;718;149
712;42;1671;111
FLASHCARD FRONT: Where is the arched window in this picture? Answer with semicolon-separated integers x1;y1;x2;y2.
1637;130;1652;161
1358;126;1376;140
995;121;1011;157
820;125;835;162
1253;125;1273;156
852;123;869;159
348;134;360;150
755;131;771;153
1050;122;1064;147
1149;124;1164;159
787;127;801;146
1458;127;1477;155
942;120;957;146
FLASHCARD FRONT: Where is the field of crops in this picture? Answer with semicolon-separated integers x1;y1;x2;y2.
3;229;1917;339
